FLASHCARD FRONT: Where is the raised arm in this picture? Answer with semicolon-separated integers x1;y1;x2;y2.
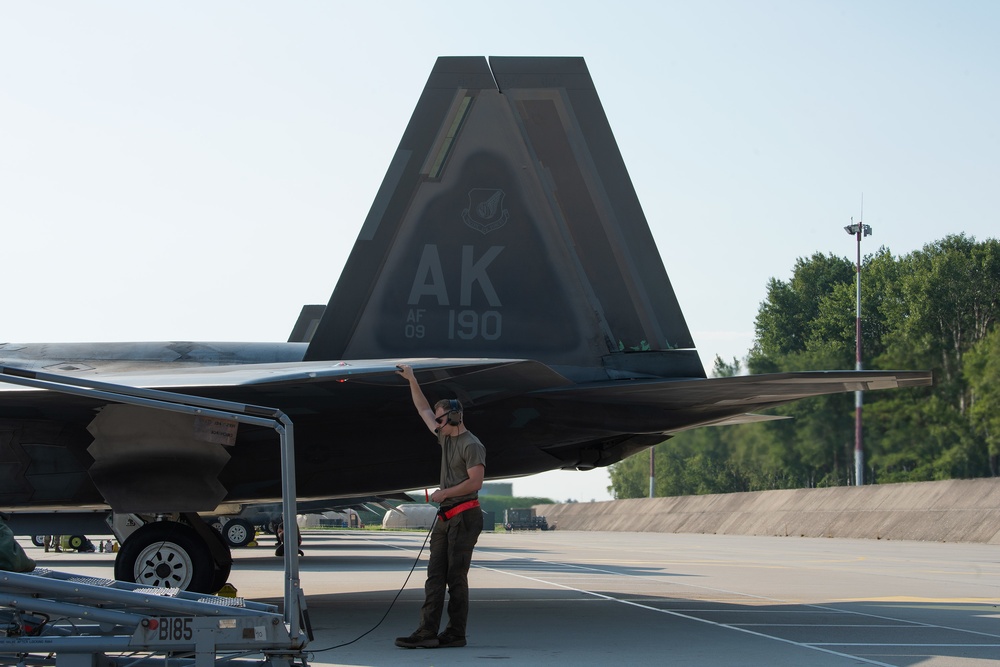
396;364;438;433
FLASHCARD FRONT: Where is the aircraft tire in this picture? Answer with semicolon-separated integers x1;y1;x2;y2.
222;518;255;548
205;524;233;592
31;535;45;547
114;522;214;593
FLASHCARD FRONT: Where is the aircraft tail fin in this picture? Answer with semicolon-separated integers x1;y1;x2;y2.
287;305;326;343
306;56;704;379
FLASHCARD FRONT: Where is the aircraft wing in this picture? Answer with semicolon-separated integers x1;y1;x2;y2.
0;358;572;409
536;369;933;434
541;369;931;406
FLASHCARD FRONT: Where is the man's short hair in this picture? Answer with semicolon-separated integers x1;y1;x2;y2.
434;398;462;412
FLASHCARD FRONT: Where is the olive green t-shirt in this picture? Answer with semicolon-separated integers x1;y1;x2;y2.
438;430;486;504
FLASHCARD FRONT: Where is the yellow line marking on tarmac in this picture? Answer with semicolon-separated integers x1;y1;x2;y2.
831;596;996;603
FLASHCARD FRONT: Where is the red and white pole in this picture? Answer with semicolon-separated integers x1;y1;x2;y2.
853;222;864;486
845;215;871;486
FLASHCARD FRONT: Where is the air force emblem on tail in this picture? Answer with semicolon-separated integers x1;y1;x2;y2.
462;188;508;234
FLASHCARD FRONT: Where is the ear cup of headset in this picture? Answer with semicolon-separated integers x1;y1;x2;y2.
447;399;462;426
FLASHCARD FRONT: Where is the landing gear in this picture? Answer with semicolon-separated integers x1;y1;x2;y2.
66;535;88;551
220;517;255;548
205;524;234;592
114;522;216;593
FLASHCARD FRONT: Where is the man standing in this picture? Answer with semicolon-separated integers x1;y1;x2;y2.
394;364;486;649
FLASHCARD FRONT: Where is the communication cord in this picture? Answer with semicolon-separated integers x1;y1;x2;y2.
308;515;438;653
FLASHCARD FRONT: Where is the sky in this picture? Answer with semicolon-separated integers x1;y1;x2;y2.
2;2;998;503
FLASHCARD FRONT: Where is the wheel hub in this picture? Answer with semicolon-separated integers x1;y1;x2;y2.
135;542;193;588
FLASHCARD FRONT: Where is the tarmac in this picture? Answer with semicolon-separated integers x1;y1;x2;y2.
21;527;1000;666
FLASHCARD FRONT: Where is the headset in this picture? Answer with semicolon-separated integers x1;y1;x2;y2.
445;399;463;426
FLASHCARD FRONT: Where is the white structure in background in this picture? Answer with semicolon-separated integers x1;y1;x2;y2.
382;504;437;529
296;508;364;529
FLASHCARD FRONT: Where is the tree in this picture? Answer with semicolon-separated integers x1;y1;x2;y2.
966;326;1000;475
880;235;1000;413
750;252;854;370
712;355;741;378
608;235;1000;500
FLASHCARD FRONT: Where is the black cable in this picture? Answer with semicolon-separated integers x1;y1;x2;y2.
308;516;437;653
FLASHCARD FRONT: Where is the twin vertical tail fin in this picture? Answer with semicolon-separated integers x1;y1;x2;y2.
305;56;704;379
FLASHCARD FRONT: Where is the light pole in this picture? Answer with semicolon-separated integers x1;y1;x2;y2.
843;218;872;485
649;447;655;498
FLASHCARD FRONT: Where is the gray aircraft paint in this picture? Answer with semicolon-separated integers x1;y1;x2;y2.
0;57;931;518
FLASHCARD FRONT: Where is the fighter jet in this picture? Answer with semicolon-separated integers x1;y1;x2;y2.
0;56;932;592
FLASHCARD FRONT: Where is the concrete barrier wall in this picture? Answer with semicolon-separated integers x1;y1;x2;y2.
534;478;1000;544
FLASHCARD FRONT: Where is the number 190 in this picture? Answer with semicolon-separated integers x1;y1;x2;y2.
448;310;501;341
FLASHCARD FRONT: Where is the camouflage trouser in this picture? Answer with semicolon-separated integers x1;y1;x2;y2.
418;507;483;637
